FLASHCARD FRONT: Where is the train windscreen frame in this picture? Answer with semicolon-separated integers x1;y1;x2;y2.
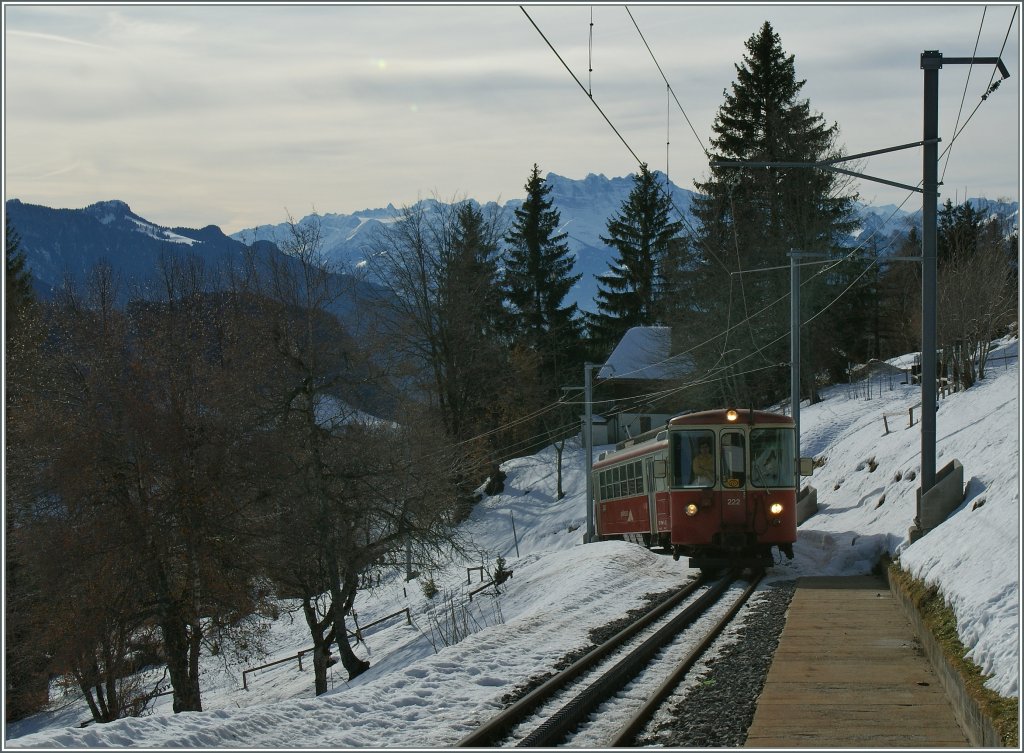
671;429;716;488
750;427;796;488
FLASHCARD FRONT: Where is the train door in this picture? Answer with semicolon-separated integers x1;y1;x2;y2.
651;454;671;545
719;429;747;526
644;458;658;543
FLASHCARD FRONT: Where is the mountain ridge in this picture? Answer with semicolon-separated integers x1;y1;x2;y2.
7;173;1018;314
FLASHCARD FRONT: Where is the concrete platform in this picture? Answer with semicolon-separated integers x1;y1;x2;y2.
744;575;970;748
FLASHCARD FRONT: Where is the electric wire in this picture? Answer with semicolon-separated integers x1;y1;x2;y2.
588;6;594;97
521;5;731;274
940;5;986;185
625;5;709;159
437;6;1012;474
520;6;644;167
939;7;1016;168
423;224;892;476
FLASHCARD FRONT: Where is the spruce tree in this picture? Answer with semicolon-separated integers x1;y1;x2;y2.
937;199;981;267
5;217;35;337
681;21;858;407
589;164;684;353
503;164;582;387
438;201;510;441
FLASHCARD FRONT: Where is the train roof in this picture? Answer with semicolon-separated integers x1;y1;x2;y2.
668;408;793;426
592;408;792;469
593;434;668;469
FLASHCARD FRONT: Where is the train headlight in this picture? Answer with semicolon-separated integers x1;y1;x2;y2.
769;502;784;516
685;503;699;517
726;409;739;422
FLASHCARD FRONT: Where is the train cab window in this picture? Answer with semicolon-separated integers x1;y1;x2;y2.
671;430;716;488
720;431;745;487
750;428;795;487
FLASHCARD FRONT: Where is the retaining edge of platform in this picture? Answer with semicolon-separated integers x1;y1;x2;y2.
884;566;1005;747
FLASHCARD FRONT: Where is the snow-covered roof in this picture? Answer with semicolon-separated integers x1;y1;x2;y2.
598;326;692;381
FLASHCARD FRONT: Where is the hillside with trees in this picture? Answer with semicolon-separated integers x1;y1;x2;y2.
3;20;1017;727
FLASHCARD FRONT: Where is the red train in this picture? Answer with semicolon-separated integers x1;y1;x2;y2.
592;408;801;572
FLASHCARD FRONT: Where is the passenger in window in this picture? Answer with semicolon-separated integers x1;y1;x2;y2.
691;441;714;486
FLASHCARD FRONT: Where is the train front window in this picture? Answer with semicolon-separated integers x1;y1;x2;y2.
751;428;795;487
672;430;715;488
720;430;745;487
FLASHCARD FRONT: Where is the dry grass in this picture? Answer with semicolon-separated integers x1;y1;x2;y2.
887;560;1019;747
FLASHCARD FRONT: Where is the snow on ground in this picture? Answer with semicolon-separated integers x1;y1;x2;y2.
5;338;1019;747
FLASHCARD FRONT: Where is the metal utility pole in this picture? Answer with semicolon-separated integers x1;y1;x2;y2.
715;50;1008;500
788;251;829;466
920;51;940;494
564;366;601;544
918;50;1009;494
790;252;802;463
584;362;595;543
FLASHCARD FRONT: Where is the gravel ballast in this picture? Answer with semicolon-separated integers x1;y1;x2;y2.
639;579;796;747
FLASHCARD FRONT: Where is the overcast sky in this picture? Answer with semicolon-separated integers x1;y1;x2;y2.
4;2;1021;234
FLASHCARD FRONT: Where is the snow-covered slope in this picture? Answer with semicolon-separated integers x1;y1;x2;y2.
6;338;1018;747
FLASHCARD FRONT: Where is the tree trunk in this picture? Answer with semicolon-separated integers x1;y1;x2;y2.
334;612;369;681
77;675;105;723
328;560;369;681
301;597;336;697
160;613;203;712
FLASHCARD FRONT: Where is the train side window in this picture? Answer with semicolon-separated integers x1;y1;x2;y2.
720;430;745;487
672;430;716;488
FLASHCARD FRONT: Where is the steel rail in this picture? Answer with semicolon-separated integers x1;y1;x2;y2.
607;571;764;747
514;573;738;747
454;575;707;747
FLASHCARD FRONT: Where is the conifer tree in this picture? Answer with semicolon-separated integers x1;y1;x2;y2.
937;199;982;266
589;164;684;353
438;201;510;440
502;164;582;387
679;21;858;407
6;217;36;339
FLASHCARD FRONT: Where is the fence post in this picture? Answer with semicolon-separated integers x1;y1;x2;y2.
510;511;520;558
297;651;304;671
882;415;890;435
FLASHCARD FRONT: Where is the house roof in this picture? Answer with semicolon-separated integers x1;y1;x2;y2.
597;326;693;381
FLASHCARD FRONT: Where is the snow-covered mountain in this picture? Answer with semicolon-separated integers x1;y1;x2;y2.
8;177;1017;317
231;172;1016;313
229;172;700;314
5;198;277;302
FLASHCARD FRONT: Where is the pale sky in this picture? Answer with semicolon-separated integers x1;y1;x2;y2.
3;2;1021;234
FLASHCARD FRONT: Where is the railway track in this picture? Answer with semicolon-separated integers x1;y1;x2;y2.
455;569;764;748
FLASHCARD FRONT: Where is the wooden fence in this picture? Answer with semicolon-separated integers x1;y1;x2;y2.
242;608;411;690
